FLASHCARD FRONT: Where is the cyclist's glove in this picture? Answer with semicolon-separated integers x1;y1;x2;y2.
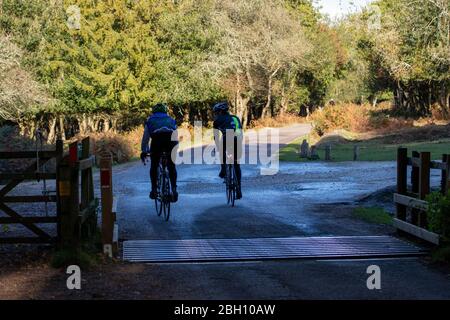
140;152;147;163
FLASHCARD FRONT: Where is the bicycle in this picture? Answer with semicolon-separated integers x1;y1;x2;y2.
224;153;239;207
146;152;172;221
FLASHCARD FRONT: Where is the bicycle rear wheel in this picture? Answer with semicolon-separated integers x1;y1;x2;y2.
162;173;171;221
155;166;163;216
230;165;236;207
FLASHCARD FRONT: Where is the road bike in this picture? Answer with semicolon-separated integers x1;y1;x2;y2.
224;153;239;207
146;152;172;221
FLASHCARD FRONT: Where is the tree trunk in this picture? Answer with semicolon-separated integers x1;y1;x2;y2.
78;114;87;136
261;67;280;119
111;117;118;132
47;117;57;144
58;116;66;141
262;81;273;119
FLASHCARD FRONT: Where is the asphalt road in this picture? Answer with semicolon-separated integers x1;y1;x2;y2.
110;124;450;299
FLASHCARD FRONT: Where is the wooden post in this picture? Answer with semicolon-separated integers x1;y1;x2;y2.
55;139;64;243
396;148;408;221
80;137;96;238
353;146;359;161
411;151;420;225
325;145;331;161
100;152;114;257
58;155;80;249
69;141;78;167
441;154;449;195
419;152;430;228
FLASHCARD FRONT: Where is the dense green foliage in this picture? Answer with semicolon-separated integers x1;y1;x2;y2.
0;0;449;139
426;191;450;240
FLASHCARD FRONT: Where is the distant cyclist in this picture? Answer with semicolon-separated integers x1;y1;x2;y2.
140;103;179;202
212;101;243;199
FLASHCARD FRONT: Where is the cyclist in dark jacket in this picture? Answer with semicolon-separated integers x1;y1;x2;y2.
140;103;179;202
212;102;243;199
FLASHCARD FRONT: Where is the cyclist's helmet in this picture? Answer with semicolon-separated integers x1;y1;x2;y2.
212;101;229;113
153;103;168;113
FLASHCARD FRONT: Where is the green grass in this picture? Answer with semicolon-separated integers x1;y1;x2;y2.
51;248;99;269
279;136;450;162
278;135;311;162
352;207;393;225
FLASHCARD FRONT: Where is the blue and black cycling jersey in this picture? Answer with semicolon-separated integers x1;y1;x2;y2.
141;112;177;153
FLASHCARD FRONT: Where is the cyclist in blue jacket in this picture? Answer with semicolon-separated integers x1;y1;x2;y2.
213;101;243;199
141;103;179;202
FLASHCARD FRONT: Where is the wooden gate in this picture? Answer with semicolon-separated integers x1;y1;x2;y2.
0;137;98;246
0;140;63;243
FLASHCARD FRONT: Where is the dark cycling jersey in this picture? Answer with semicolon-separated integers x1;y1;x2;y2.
213;113;242;136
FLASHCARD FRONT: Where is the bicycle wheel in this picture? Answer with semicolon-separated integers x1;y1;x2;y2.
162;173;171;221
226;165;232;204
230;165;236;207
155;166;163;216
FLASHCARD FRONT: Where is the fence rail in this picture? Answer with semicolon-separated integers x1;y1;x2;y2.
394;148;450;244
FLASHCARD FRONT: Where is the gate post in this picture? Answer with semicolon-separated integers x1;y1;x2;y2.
57;154;80;249
411;151;420;225
419;152;430;228
100;152;116;257
396;148;408;221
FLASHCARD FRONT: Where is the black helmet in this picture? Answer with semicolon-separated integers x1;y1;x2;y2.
212;102;229;112
153;103;168;113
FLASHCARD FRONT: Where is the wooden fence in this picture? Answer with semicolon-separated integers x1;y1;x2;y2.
394;148;450;244
0;137;98;248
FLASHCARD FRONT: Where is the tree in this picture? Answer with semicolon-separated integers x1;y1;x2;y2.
203;0;311;126
0;35;52;136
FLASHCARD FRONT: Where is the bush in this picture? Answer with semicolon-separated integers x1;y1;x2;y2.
249;113;306;129
310;103;416;137
426;191;450;240
87;128;143;164
310;104;372;136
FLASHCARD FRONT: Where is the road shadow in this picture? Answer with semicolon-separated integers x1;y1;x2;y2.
192;205;307;239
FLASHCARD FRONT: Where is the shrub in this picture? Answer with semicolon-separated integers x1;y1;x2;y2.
310;103;417;136
310;104;372;136
249;113;306;129
83;128;143;164
426;191;450;240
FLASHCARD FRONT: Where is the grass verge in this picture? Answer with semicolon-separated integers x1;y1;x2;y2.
352;207;393;225
51;229;103;269
279;136;450;162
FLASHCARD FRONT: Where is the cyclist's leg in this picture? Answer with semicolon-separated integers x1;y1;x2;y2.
167;144;178;188
220;136;228;178
234;136;242;198
165;139;179;202
149;152;160;198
